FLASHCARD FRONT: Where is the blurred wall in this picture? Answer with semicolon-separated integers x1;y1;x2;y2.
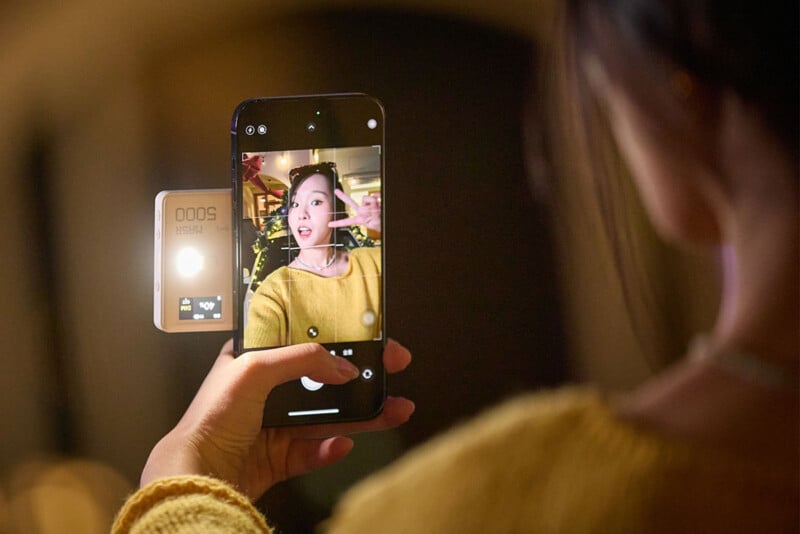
0;1;718;532
0;3;567;532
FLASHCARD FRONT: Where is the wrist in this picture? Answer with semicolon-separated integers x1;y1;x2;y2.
140;432;205;487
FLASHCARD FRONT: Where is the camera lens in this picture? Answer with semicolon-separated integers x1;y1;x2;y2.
306;122;317;133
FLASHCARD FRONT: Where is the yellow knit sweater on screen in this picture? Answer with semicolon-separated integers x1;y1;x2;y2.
245;246;381;349
112;388;797;533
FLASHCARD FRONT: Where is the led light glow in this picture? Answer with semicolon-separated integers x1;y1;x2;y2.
176;247;204;277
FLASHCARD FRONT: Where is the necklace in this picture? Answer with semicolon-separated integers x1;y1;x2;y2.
688;335;792;390
295;250;336;271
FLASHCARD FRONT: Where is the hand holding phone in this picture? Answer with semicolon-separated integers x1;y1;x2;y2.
232;94;388;426
140;339;414;501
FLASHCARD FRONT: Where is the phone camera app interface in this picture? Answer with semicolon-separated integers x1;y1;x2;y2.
239;146;383;351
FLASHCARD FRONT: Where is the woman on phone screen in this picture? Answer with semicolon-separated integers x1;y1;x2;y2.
245;162;382;349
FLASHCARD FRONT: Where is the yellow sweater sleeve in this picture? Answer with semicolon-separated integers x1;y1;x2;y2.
111;475;271;534
245;267;290;349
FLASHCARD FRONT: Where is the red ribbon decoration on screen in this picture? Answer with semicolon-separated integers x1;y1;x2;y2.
242;154;285;198
242;154;268;192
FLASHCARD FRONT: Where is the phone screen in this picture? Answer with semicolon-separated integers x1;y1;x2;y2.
232;94;386;425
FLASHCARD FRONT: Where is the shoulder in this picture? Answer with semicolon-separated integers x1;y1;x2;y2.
253;267;293;294
326;387;658;532
347;247;381;274
263;265;291;281
347;246;381;269
328;385;798;532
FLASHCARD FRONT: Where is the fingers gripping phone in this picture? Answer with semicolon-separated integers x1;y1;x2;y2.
232;94;386;426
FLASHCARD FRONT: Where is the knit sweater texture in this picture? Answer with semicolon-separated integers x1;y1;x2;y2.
245;246;381;349
112;476;269;533
113;387;798;533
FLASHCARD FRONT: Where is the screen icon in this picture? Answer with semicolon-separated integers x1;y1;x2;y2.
300;376;324;391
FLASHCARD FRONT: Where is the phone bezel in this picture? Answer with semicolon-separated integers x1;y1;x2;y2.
231;93;387;426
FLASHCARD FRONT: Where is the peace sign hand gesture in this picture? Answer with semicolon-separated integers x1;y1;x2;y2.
328;189;381;235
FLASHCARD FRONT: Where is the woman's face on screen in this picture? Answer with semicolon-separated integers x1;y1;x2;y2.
288;173;334;249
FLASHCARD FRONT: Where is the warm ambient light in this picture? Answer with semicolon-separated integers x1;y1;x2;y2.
176;247;204;277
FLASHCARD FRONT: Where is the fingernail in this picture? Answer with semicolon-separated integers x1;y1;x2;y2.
337;358;360;379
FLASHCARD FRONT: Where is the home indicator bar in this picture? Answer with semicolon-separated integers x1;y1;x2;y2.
288;408;341;417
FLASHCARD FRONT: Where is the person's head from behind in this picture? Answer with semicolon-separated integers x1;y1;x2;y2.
563;0;798;244
287;162;346;249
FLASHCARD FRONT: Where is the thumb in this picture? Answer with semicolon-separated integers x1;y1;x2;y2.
234;344;360;397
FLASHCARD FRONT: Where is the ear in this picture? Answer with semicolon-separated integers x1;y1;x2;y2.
601;78;723;244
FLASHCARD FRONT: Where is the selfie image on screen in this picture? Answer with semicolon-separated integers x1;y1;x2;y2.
240;146;382;350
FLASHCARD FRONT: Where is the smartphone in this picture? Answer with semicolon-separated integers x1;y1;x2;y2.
154;189;233;333
231;94;386;426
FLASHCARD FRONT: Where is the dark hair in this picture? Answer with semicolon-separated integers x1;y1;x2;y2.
544;1;798;367
567;0;798;158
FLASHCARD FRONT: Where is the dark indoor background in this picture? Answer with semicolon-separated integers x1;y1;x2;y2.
0;2;717;532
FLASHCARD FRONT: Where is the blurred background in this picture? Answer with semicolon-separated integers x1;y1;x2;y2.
0;1;718;531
